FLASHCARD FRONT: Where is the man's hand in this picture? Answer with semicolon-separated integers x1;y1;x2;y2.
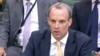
0;47;6;56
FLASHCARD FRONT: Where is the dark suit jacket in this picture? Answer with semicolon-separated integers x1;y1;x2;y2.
71;0;92;33
0;0;57;48
23;29;92;56
71;0;99;50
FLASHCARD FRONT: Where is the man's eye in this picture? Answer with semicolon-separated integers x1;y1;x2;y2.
60;20;65;23
51;20;56;23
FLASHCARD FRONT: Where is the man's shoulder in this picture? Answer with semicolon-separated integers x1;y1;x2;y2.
31;29;49;35
70;29;91;42
69;29;92;48
31;29;50;38
30;29;50;43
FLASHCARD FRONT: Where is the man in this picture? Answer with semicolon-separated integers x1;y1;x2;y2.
0;0;57;56
71;0;100;56
23;2;92;56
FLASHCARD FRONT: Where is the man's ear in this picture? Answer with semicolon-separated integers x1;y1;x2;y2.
68;18;72;27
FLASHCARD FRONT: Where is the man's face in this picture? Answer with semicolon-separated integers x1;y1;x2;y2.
48;7;72;40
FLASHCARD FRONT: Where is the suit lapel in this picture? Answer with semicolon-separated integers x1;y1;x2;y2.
13;0;23;39
37;0;44;30
15;0;23;27
40;30;51;56
86;0;92;14
64;29;76;56
84;0;92;22
79;0;92;32
14;0;23;33
84;0;92;34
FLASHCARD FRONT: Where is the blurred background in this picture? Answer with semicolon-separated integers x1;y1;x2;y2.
0;0;80;19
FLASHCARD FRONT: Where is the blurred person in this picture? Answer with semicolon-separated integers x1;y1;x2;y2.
71;0;100;56
0;0;57;56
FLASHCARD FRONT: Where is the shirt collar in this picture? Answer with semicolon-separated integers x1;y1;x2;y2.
23;0;35;5
51;32;69;45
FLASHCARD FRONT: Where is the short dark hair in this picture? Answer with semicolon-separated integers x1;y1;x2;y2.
48;2;72;18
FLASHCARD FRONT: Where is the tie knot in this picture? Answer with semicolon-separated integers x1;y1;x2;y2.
26;1;32;13
56;41;61;47
26;1;32;6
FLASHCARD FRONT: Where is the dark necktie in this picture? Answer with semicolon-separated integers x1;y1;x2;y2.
86;0;99;50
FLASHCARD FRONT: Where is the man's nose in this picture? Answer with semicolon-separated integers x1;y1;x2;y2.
55;22;59;28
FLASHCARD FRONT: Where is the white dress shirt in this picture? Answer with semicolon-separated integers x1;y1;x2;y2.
92;0;100;48
49;32;69;56
18;0;39;46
